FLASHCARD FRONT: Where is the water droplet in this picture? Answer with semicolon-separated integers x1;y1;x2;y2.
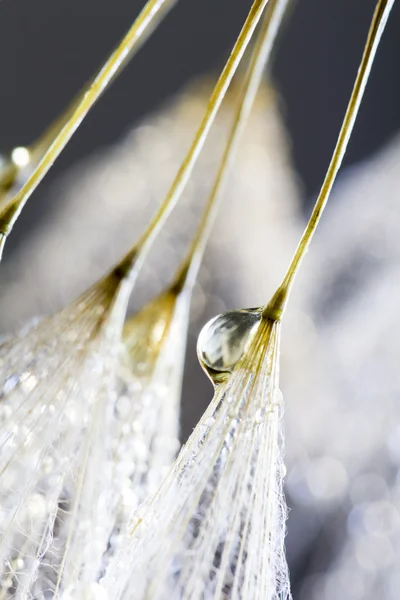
2;374;20;395
11;146;30;168
116;395;131;416
197;308;261;384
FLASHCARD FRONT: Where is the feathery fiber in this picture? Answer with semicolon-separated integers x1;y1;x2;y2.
103;309;290;600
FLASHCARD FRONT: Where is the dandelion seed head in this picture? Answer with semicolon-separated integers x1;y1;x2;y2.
62;284;190;586
104;309;291;600
0;273;130;596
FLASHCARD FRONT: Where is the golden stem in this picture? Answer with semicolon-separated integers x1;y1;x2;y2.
29;2;174;163
172;0;291;295
0;0;177;240
115;0;273;285
264;0;395;321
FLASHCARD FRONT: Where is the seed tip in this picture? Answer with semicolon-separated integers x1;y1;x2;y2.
263;285;287;321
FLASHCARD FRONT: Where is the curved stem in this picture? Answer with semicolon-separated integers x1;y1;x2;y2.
29;2;171;164
0;0;177;241
264;0;395;321
111;0;273;286
171;0;291;295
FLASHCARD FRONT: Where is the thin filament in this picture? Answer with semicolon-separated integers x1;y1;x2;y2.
28;1;176;165
0;0;178;241
264;0;395;320
173;0;291;293
115;0;274;281
0;0;271;278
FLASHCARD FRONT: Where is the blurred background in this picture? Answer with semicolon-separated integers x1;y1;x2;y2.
1;0;400;598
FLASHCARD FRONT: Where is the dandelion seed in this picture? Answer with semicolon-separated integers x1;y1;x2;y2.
102;2;393;598
0;271;130;598
104;308;289;600
95;289;190;571
0;1;272;595
97;0;292;571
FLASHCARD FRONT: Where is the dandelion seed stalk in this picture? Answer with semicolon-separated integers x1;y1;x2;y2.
115;0;275;280
28;0;174;167
174;0;291;293
0;0;178;257
67;0;277;316
0;0;175;205
264;0;395;321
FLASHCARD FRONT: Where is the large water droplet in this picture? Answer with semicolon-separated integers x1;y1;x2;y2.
197;308;261;384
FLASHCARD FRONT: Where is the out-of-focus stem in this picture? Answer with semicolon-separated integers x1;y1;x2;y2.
110;0;273;289
0;0;177;244
29;1;174;164
171;0;291;296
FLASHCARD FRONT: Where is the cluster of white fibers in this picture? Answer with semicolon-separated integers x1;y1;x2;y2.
0;274;126;598
0;268;193;599
103;309;291;600
100;289;191;569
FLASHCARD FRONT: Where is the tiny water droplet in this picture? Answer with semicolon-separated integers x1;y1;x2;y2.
197;308;261;384
2;374;20;395
11;146;30;168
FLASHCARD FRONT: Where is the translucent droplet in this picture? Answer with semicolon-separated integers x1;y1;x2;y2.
197;308;261;384
11;146;31;168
